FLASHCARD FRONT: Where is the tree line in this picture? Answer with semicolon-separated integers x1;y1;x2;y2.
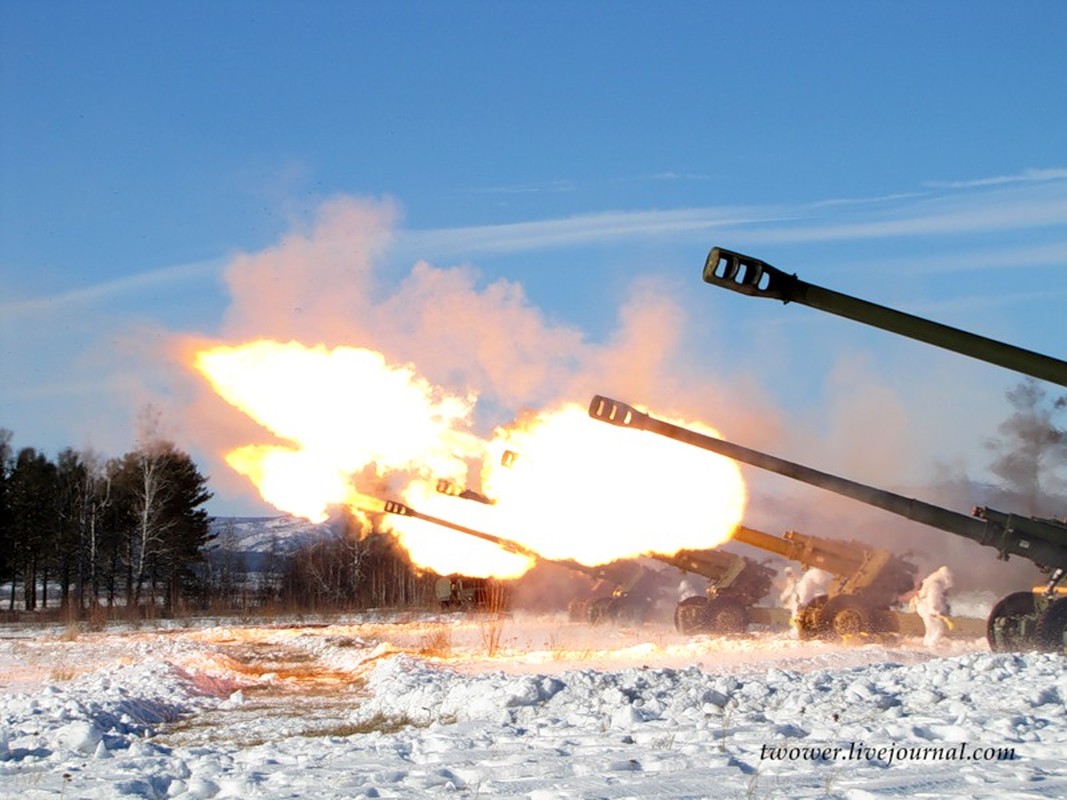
0;426;439;621
5;379;1052;621
0;427;214;617
202;512;437;614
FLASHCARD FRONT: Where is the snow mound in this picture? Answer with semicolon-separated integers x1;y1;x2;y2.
354;651;1067;743
0;621;1064;798
0;660;231;762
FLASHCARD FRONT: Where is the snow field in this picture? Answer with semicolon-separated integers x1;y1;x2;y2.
0;616;1063;798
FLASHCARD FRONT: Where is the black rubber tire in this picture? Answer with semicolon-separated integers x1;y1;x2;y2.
705;598;749;634
795;595;828;640
587;597;616;626
818;596;877;639
1035;596;1067;654
674;596;711;634
986;591;1038;652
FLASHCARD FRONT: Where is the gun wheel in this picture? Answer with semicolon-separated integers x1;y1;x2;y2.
819;596;876;639
705;598;749;634
795;595;828;640
567;599;590;623
986;591;1038;652
674;596;712;634
1035;597;1067;654
587;597;616;626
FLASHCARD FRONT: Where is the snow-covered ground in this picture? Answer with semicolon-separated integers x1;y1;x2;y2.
0;612;1064;799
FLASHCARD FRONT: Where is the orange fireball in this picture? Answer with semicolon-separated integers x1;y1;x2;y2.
194;340;747;578
482;404;746;564
194;340;481;522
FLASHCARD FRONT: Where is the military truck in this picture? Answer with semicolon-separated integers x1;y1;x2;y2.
434;574;497;610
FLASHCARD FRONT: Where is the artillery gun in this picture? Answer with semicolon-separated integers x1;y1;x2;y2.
703;247;1067;386
434;574;497;611
702;246;1067;652
491;458;776;627
529;542;773;632
429;481;892;637
589;395;1067;651
431;479;651;623
563;546;772;631
731;526;915;639
376;485;672;624
656;547;775;634
353;491;530;612
667;525;930;640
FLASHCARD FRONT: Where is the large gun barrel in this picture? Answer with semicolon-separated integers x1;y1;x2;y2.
589;395;1067;571
373;494;618;584
653;547;748;585
730;526;798;561
733;526;862;574
703;247;1067;388
431;480;617;582
377;498;542;560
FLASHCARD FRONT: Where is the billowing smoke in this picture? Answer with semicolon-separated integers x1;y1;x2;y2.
170;195;1061;601
178;196;776;515
214;196;592;415
725;360;1065;597
984;379;1067;517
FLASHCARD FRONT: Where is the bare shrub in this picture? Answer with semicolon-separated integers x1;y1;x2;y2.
49;665;76;682
338;713;418;735
417;625;453;657
479;581;509;657
60;617;81;642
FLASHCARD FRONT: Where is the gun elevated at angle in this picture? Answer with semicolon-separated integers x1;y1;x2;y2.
676;524;886;585
588;395;1067;573
435;476;768;629
703;248;1067;388
430;479;617;583
733;526;890;580
350;490;539;563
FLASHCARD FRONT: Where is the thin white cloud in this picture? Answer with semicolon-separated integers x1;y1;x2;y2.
924;167;1067;189
647;171;713;182
808;191;929;209
399;205;801;255
0;257;224;318
892;241;1067;276
399;179;1067;257
753;191;1067;245
461;179;577;195
463;171;715;195
7;172;1067;316
911;287;1067;319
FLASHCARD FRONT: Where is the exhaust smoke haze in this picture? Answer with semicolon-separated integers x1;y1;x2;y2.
185;198;749;576
173;196;1057;590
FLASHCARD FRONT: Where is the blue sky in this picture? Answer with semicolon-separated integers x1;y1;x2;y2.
2;1;1065;520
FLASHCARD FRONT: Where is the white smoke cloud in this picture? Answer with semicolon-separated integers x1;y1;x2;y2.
183;197;777;484
170;194;1052;597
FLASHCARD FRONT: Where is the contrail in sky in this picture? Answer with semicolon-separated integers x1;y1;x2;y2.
5;174;1065;313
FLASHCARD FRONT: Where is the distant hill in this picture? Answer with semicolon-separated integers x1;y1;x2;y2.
209;515;342;554
205;515;346;573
